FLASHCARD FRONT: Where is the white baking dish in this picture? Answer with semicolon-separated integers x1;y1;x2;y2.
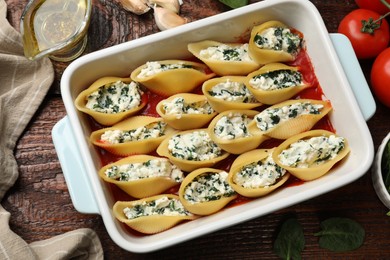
58;0;375;253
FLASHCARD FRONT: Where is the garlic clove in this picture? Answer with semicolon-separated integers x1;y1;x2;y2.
148;0;181;13
120;0;151;15
153;6;187;31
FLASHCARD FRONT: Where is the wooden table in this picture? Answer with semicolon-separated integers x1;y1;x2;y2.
4;0;390;258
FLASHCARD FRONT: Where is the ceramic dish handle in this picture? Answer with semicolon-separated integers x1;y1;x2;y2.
52;33;375;215
52;116;100;214
329;33;375;120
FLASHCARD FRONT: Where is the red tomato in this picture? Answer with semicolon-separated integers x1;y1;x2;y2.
338;9;389;59
371;48;390;108
355;0;389;15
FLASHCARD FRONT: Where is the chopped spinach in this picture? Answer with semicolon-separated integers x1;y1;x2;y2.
223;49;241;61
253;69;302;89
254;34;265;46
270;115;280;125
288;108;298;118
160;63;193;70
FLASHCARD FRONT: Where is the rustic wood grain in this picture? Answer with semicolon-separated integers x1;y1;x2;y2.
3;0;390;258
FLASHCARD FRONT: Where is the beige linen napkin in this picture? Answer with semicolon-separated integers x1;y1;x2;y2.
0;0;103;259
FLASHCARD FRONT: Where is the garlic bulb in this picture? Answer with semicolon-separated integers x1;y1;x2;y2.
148;0;181;13
153;6;187;31
120;0;151;15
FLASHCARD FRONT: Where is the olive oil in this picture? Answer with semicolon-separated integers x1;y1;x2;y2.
21;0;90;61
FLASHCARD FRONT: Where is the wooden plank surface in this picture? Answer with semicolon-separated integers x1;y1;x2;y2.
3;0;390;258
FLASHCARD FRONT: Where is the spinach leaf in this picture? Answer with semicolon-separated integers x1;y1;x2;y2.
274;218;305;260
382;139;390;193
218;0;248;9
314;217;365;252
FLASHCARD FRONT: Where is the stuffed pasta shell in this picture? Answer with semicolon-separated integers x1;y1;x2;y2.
208;110;269;154
156;129;229;172
130;60;215;96
202;76;262;113
272;130;350;181
248;99;332;139
246;63;311;105
188;40;260;76
228;149;289;197
156;93;217;130
99;155;184;198
90;116;176;156
113;194;197;234
179;168;237;215
75;77;146;126
248;20;303;64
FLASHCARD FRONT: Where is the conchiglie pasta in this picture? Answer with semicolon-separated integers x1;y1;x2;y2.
74;77;146;126
272;130;350;181
228;149;290;198
156;93;217;130
246;63;311;105
156;129;230;172
187;40;261;76
130;60;216;96
99;155;184;198
90;116;176;156
178;168;237;215
202;76;262;113
208;110;269;154
248;20;303;64
248;99;332;139
113;194;197;234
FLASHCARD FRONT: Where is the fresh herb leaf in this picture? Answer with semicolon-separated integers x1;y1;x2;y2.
219;0;248;9
382;139;390;193
274;218;305;260
314;217;365;252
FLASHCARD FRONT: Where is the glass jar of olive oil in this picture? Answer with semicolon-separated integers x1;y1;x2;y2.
20;0;92;62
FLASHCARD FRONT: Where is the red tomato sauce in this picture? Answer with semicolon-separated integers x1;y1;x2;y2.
88;45;335;236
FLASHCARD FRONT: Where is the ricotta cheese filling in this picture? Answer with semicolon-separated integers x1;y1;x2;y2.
105;158;184;182
183;171;236;204
208;79;256;103
168;130;223;161
86;81;143;114
137;61;194;78
254;27;302;55
199;43;253;62
249;69;303;90
213;113;252;140
163;97;214;118
255;102;324;131
100;121;166;144
234;153;286;188
278;135;346;168
123;196;192;219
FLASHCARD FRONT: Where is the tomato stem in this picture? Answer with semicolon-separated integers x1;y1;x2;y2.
361;0;390;35
372;12;390;28
380;0;390;10
361;18;382;34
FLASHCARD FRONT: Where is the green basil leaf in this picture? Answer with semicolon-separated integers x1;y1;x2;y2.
219;0;248;9
381;139;390;193
314;217;365;252
274;218;305;260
